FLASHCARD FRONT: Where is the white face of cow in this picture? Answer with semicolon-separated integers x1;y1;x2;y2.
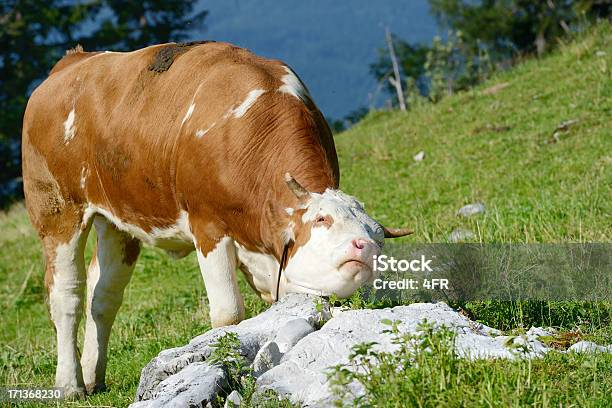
280;189;384;298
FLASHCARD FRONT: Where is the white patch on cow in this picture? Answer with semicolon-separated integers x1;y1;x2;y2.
282;226;361;298
63;109;76;143
225;89;266;119
181;103;195;125
150;210;194;243
278;66;310;102
180;82;205;129
50;232;82;310
196;237;245;327
235;88;266;118
235;243;280;302
84;205;194;253
49;230;88;393
195;122;216;138
301;189;370;224
285;207;294;216
282;221;296;245
83;205;147;241
81;239;101;387
80;166;88;190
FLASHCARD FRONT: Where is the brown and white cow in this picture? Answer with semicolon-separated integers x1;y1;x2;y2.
22;41;410;397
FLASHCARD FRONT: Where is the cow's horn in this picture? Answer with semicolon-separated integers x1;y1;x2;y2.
285;172;309;198
383;227;414;238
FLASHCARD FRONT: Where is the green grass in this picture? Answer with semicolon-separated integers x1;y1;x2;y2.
1;23;610;407
329;321;612;407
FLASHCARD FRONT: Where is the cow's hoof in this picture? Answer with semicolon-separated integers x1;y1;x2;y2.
85;382;107;395
62;386;86;400
210;308;245;328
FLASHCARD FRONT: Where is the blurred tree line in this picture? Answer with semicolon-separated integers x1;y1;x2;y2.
370;0;610;111
0;0;206;207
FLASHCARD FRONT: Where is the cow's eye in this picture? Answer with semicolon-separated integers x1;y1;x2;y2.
315;216;326;224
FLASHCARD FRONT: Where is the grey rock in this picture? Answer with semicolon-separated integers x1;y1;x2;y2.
449;228;476;242
134;295;612;407
255;303;549;406
252;341;282;377
134;293;327;405
497;334;551;356
274;318;315;353
129;363;227;408
527;327;555;337
568;341;612;353
457;202;485;217
224;390;242;408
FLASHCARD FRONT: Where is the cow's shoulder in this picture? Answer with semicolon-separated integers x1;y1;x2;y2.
174;41;286;80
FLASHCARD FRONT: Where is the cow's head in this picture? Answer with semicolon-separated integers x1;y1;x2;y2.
276;173;412;299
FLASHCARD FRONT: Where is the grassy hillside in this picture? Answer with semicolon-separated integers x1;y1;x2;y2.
336;24;610;243
0;24;610;407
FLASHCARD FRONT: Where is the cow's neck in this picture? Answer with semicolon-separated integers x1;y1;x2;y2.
255;133;338;261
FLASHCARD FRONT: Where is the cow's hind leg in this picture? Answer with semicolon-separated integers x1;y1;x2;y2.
42;212;92;398
81;216;140;394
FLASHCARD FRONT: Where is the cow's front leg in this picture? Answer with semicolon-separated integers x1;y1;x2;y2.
195;236;245;327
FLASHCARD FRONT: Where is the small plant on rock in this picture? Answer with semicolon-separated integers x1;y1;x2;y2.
328;320;457;407
208;332;254;405
208;332;298;407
